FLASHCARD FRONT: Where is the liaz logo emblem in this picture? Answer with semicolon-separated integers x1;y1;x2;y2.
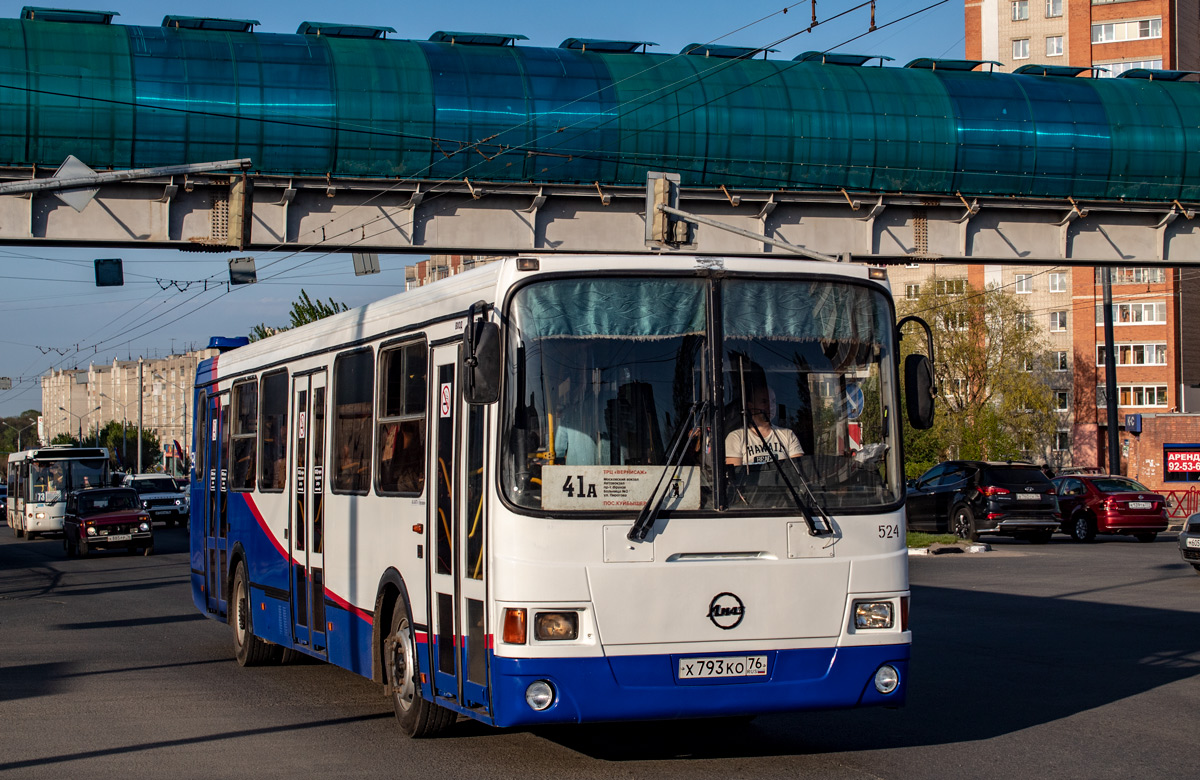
707;592;745;630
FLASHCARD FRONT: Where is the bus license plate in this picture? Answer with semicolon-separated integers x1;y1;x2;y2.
678;655;768;679
1186;538;1200;548
106;534;131;542
1128;501;1152;509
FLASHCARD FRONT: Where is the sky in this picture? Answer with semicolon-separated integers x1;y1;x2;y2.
0;0;964;417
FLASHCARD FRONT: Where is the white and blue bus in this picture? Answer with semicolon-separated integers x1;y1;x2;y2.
7;446;111;539
189;255;934;736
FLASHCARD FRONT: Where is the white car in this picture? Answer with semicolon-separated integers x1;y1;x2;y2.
122;474;189;527
1180;512;1200;574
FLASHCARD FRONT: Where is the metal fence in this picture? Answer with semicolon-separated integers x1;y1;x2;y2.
1162;488;1200;524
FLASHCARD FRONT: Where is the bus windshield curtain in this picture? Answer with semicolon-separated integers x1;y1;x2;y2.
722;281;884;343
511;279;706;339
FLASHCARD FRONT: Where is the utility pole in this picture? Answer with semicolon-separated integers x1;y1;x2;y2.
137;358;144;474
1102;268;1120;475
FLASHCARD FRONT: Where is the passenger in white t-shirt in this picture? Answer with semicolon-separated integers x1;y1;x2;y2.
724;384;803;466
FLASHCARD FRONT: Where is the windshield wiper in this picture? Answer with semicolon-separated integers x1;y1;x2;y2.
628;400;708;543
745;427;833;537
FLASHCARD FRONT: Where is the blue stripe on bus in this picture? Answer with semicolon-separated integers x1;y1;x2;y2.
488;644;908;727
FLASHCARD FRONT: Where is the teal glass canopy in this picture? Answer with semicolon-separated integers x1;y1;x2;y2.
2;15;1200;201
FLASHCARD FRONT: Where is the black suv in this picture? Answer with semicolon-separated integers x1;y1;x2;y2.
907;461;1060;543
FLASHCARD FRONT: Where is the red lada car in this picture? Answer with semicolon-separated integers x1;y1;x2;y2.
1051;475;1168;543
62;487;154;557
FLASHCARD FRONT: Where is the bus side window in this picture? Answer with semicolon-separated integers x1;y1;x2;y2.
259;370;289;491
377;341;427;495
230;381;258;491
333;348;374;494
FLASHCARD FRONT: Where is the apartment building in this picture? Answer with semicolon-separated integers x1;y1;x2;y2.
40;348;218;467
892;261;1189;475
966;0;1200;74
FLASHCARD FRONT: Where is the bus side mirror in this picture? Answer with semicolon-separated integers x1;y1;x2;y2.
463;300;501;405
904;353;936;430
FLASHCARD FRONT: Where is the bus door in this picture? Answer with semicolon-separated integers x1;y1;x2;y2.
205;392;230;615
427;344;492;714
290;372;328;654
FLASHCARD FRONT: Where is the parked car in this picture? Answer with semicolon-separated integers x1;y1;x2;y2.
0;483;7;517
122;474;189;527
906;461;1060;543
1051;474;1168;542
1179;512;1200;573
62;487;153;556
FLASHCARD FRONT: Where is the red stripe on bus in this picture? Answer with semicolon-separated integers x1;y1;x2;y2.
243;494;286;558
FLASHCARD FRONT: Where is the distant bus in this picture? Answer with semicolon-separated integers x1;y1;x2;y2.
7;446;110;539
190;255;934;736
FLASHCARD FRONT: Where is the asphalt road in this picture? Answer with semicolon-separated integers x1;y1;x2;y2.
1;525;1197;779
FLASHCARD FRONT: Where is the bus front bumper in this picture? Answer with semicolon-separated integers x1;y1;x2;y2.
489;643;908;727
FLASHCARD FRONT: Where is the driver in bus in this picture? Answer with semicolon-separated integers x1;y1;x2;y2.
725;382;803;467
551;377;602;466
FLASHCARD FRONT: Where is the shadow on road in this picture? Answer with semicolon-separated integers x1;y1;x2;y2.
532;582;1200;760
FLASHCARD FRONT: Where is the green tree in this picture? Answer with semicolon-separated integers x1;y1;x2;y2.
249;289;349;341
898;282;1056;476
95;420;161;472
0;410;41;453
50;432;77;446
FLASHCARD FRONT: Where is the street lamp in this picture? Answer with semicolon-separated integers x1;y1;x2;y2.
1;420;37;451
100;393;132;467
59;405;100;444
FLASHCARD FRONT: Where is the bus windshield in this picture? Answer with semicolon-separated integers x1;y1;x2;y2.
501;276;901;514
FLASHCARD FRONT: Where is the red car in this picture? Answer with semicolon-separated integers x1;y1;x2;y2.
62;487;154;557
1051;475;1168;543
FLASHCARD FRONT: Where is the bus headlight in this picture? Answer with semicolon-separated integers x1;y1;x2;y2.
35;512;46;519
874;665;900;694
854;601;894;629
534;612;578;641
525;680;555;711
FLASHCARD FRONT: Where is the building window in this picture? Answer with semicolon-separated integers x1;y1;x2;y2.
1013;38;1030;60
942;311;969;331
1055;390;1069;410
1095;267;1166;284
376;340;428;495
1095;301;1167;325
1015;273;1032;293
1012;0;1029;20
1096;384;1168;408
1049;272;1067;293
935;278;967;295
1050;311;1068;331
1021;356;1034;372
1096;58;1163;77
1047;0;1063;16
905;283;920;299
1054;430;1070;451
1046;36;1063;56
1016;312;1034;331
1095;343;1168;366
1092;18;1162;45
1054;351;1068;371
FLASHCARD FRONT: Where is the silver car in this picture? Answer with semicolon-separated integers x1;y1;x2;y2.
1179;512;1200;574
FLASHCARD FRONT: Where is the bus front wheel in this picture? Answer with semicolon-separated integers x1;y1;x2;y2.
386;598;454;738
231;561;274;667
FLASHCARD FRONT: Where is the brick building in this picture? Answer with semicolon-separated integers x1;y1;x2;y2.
966;0;1200;75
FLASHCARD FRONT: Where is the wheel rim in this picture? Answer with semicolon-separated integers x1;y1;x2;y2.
953;511;970;539
235;577;248;646
1075;517;1088;538
389;618;417;713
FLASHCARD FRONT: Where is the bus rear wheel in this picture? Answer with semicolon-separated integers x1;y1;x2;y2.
387;598;455;738
232;560;274;667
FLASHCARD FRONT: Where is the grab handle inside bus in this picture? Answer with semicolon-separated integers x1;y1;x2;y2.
463;300;501;405
897;315;936;430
